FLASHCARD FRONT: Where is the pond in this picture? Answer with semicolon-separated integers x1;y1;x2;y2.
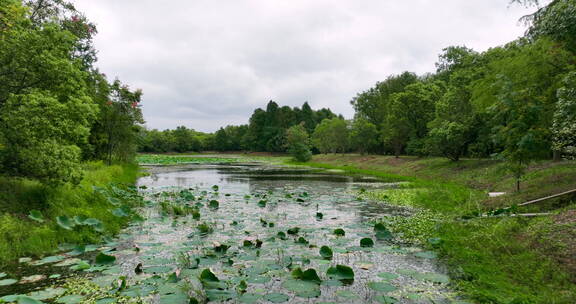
1;162;461;304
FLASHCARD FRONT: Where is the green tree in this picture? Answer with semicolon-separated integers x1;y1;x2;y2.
286;124;312;162
312;118;349;154
213;128;230;151
490;78;552;191
383;81;444;157
91;80;143;164
0;1;99;183
428;48;481;161
349;118;379;155
553;72;576;158
0;90;96;184
513;0;576;52
171;126;201;153
351;72;418;127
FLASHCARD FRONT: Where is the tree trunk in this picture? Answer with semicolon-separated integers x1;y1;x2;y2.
516;178;521;192
553;150;562;162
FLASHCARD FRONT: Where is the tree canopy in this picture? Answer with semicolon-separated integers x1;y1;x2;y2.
0;0;144;184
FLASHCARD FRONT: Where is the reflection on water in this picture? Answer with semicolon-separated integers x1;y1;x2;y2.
0;163;454;303
131;164;454;303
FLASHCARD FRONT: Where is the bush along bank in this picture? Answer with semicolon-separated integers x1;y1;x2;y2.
295;157;576;304
0;162;142;268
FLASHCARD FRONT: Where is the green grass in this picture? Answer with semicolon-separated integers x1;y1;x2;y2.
293;161;484;215
137;154;244;165
291;154;576;304
438;216;575;304
0;162;140;266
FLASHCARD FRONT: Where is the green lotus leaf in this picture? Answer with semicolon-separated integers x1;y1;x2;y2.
56;216;75;230
319;246;333;259
360;238;374;248
28;210;44;223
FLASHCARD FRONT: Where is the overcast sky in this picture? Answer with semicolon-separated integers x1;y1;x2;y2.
72;0;536;132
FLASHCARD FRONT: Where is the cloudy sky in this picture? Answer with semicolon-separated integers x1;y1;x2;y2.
72;0;536;132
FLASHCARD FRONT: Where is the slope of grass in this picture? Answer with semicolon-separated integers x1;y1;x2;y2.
0;162;140;267
295;154;576;303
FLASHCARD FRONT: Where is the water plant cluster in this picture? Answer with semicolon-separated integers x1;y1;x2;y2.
0;168;460;304
136;155;245;166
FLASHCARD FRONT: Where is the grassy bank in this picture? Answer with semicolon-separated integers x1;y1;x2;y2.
295;154;576;304
0;162;140;267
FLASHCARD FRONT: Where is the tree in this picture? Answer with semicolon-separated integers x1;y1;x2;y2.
427;121;470;161
0;1;99;183
312;118;349;154
428;52;480;161
91;80;143;164
0;90;96;184
213;128;230;151
383;81;444;157
286;124;312;162
552;72;576;158
489;78;552;191
244;101;337;152
172;126;201;153
349;118;379;155
471;38;574;161
513;0;576;52
351;72;418;127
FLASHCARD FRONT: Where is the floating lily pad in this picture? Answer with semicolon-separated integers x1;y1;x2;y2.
54;258;81;267
111;208;129;217
0;279;18;286
73;215;88;225
56;295;84;304
321;279;343;287
143;266;173;274
377;272;399;280
20;275;46;284
94;252;116;265
287;227;300;235
264;293;289;303
326;265;354;282
414;251;437;259
159;293;190;304
70;260;91;271
282;279;319;294
29;288;67;301
209;200;220;209
367;282;397;293
319;246;333;259
374;223;393;240
205;290;236;301
238;293;261;303
292;268;321;284
333;228;345;236
246;275;271;284
28;210;44;223
56;216;75;230
360;238;374;248
16;296;44;304
335;290;358;299
375;295;399;304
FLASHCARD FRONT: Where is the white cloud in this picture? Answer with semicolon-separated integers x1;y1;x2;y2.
72;0;535;132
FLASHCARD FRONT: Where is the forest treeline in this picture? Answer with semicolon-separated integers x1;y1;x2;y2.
137;102;340;153
0;0;144;184
141;0;576;172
